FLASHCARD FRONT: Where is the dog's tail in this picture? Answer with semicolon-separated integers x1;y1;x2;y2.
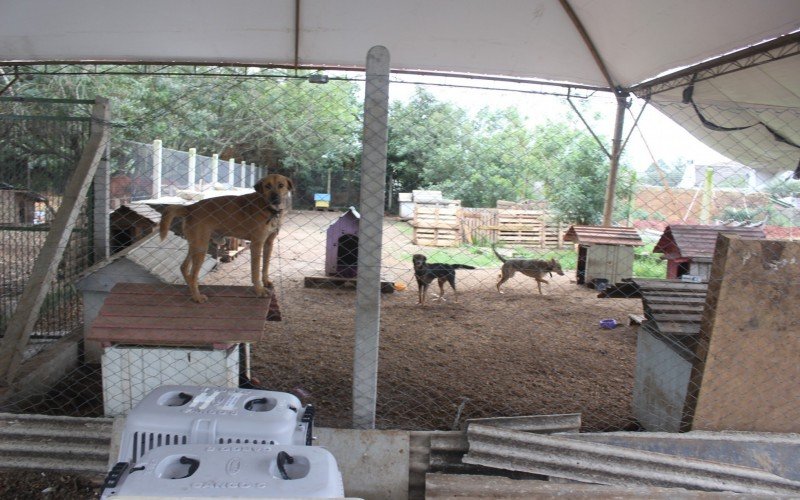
492;244;507;263
452;264;476;270
159;205;188;241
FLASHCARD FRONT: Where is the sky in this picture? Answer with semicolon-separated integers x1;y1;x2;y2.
387;74;729;171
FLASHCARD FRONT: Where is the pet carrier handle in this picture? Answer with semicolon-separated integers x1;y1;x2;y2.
175;392;193;405
244;397;268;411
302;404;315;446
179;456;200;477
277;451;294;480
101;461;130;490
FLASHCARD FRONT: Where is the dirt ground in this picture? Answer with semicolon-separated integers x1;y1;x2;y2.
0;470;100;499
209;210;645;432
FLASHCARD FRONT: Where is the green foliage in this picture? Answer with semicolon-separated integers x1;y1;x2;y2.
529;120;618;225
633;244;666;279
9;70;363;205
10;72;633;217
388;89;631;224
403;244;577;270
764;174;800;198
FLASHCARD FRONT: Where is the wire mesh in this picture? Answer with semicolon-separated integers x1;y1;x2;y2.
0;97;94;364
0;65;797;436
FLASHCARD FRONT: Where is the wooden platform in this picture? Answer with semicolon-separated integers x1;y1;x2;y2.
87;283;280;346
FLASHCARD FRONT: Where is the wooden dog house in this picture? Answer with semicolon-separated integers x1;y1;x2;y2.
653;223;766;280
110;203;161;253
326;207;360;278
564;225;644;287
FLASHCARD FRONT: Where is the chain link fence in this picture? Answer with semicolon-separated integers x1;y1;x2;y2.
0;63;797;434
0;97;95;363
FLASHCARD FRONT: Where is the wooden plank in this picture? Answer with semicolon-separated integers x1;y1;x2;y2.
0;98;109;384
650;313;703;323
89;328;262;345
109;283;261;297
685;236;800;433
97;304;268;319
92;315;265;331
645;296;708;305
86;282;276;345
102;294;269;308
657;322;702;336
647;304;704;314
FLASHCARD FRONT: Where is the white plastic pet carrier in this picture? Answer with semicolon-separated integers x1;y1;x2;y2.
101;443;344;499
117;385;314;463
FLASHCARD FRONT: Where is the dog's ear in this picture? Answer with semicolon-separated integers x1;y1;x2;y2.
284;177;294;191
253;178;265;194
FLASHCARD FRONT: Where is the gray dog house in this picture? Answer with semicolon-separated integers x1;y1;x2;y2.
632;279;709;432
564;225;644;287
76;231;216;361
325;207;360;278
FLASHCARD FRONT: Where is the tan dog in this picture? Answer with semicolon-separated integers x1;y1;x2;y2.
493;245;564;295
159;174;293;303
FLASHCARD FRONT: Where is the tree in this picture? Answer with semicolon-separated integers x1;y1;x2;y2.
529;120;627;225
640;158;688;187
8;70;364;204
388;88;472;196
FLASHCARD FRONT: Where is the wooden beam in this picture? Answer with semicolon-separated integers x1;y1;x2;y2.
0;98;110;385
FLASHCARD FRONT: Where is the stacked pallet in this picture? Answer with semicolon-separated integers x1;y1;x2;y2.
497;209;564;249
413;204;461;247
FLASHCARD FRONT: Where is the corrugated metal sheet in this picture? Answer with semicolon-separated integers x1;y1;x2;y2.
0;412;112;476
463;424;800;495
409;415;582;499
654;224;766;259
635;279;709;342
564;225;644;246
425;473;755;499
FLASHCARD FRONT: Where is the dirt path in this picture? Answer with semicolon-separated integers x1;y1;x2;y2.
206;210;644;431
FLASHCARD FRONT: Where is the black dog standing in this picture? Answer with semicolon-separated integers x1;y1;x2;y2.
412;254;475;305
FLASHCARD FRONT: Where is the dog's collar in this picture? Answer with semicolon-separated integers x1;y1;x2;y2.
265;208;281;224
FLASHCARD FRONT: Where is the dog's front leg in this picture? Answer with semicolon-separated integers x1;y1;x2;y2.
261;231;278;289
185;246;209;303
250;241;268;298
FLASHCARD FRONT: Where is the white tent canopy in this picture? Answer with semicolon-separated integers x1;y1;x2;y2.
2;0;800;174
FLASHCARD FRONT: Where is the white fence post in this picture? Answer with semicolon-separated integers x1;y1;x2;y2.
352;46;390;429
240;160;246;188
228;158;235;187
211;153;219;188
249;163;256;187
152;139;162;198
188;147;196;189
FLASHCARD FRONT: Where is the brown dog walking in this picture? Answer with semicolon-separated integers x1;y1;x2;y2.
159;174;293;303
493;245;564;295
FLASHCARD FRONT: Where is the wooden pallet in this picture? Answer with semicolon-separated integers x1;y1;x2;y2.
496;209;564;248
413;204;460;247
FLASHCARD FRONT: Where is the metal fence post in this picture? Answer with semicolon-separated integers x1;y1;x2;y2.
92;140;110;262
352;45;390;429
228;157;235;187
